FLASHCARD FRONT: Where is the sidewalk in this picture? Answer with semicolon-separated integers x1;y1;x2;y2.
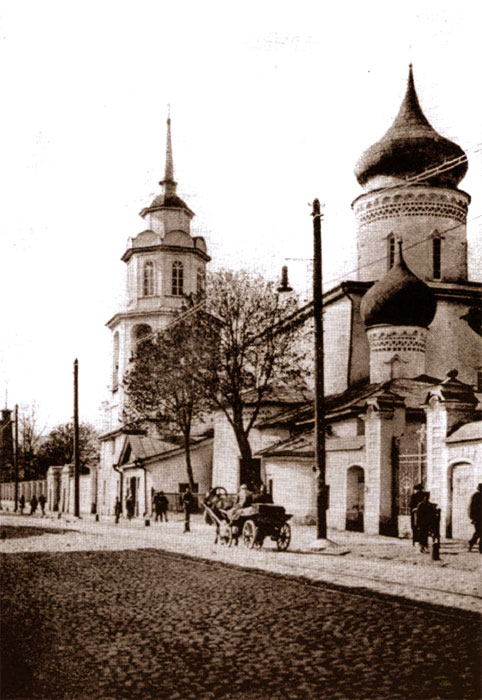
1;511;481;613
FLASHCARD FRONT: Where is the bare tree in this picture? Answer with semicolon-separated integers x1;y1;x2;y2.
18;403;46;479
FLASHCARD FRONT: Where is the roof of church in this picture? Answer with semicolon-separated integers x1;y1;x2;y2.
360;241;437;328
446;420;482;443
354;65;468;188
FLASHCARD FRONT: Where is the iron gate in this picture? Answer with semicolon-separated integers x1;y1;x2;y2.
396;452;426;515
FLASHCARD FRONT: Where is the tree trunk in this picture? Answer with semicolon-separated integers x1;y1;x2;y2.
183;430;195;491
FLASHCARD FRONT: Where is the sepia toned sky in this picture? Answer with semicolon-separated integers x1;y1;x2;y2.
0;0;480;431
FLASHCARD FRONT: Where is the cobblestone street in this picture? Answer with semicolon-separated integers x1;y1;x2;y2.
1;524;481;699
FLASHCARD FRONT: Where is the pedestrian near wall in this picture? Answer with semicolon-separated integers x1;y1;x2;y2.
159;491;168;522
468;483;481;553
38;494;46;516
126;493;134;521
30;495;38;516
410;483;425;546
19;494;25;515
415;492;437;554
182;487;194;533
114;497;122;524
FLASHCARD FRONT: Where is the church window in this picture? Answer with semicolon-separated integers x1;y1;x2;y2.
135;324;152;345
172;261;184;296
433;238;441;279
112;332;119;392
388;235;395;270
143;261;155;296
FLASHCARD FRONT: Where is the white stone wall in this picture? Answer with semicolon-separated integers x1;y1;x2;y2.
425;298;482;386
264;459;316;519
353;185;469;283
146;441;213;497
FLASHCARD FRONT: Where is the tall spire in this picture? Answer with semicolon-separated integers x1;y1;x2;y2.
160;108;177;196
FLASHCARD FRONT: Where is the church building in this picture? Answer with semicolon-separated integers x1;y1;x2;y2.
214;67;482;539
97;117;212;517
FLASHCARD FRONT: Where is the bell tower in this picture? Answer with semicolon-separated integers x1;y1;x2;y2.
104;114;210;432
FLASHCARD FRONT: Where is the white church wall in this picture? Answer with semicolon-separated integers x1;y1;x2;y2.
425;298;481;386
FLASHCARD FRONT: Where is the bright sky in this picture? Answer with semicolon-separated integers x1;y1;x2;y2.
0;0;480;432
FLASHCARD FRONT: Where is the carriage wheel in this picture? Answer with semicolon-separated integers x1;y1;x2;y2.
242;520;258;549
276;523;291;551
219;522;233;547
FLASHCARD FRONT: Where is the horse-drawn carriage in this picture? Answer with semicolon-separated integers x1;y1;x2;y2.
203;486;292;551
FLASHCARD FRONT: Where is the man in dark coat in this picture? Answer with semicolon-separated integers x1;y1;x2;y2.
410;484;425;545
468;483;481;553
114;497;122;524
154;491;169;522
182;487;194;533
38;494;46;516
415;492;436;553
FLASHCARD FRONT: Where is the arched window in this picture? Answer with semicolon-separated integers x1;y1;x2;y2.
172;261;184;296
143;261;155;296
134;324;152;343
112;332;119;392
433;238;441;280
387;235;395;270
197;268;205;295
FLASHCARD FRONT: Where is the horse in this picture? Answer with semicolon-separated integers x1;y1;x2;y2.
203;487;235;544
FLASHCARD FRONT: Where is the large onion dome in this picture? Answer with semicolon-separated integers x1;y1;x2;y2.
361;241;436;328
355;66;468;188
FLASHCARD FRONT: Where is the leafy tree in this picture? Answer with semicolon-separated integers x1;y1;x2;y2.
37;422;100;475
201;269;309;484
123;299;214;490
124;269;309;489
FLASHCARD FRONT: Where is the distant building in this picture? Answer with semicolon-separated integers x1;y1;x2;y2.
97;116;212;517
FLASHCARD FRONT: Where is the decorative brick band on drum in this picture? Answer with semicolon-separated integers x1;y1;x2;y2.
353;190;469;225
369;327;428;353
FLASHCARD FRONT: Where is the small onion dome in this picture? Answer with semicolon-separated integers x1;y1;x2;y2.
354;66;468;188
361;241;436;328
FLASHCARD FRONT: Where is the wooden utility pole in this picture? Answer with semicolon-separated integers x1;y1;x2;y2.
73;359;80;517
312;199;328;539
14;404;19;512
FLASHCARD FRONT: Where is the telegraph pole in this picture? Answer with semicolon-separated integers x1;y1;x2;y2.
73;359;80;517
14;404;19;512
312;199;328;540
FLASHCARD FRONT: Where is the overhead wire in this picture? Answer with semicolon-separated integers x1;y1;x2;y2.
119;143;482;347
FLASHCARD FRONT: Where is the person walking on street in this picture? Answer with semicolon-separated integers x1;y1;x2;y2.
30;495;38;516
38;494;46;516
468;483;481;553
415;492;435;553
159;491;168;522
182;487;194;533
19;494;25;515
114;497;122;524
410;483;425;545
126;493;135;521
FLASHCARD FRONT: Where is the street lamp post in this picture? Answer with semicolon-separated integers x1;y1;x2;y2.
312;199;328;540
73;359;80;518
